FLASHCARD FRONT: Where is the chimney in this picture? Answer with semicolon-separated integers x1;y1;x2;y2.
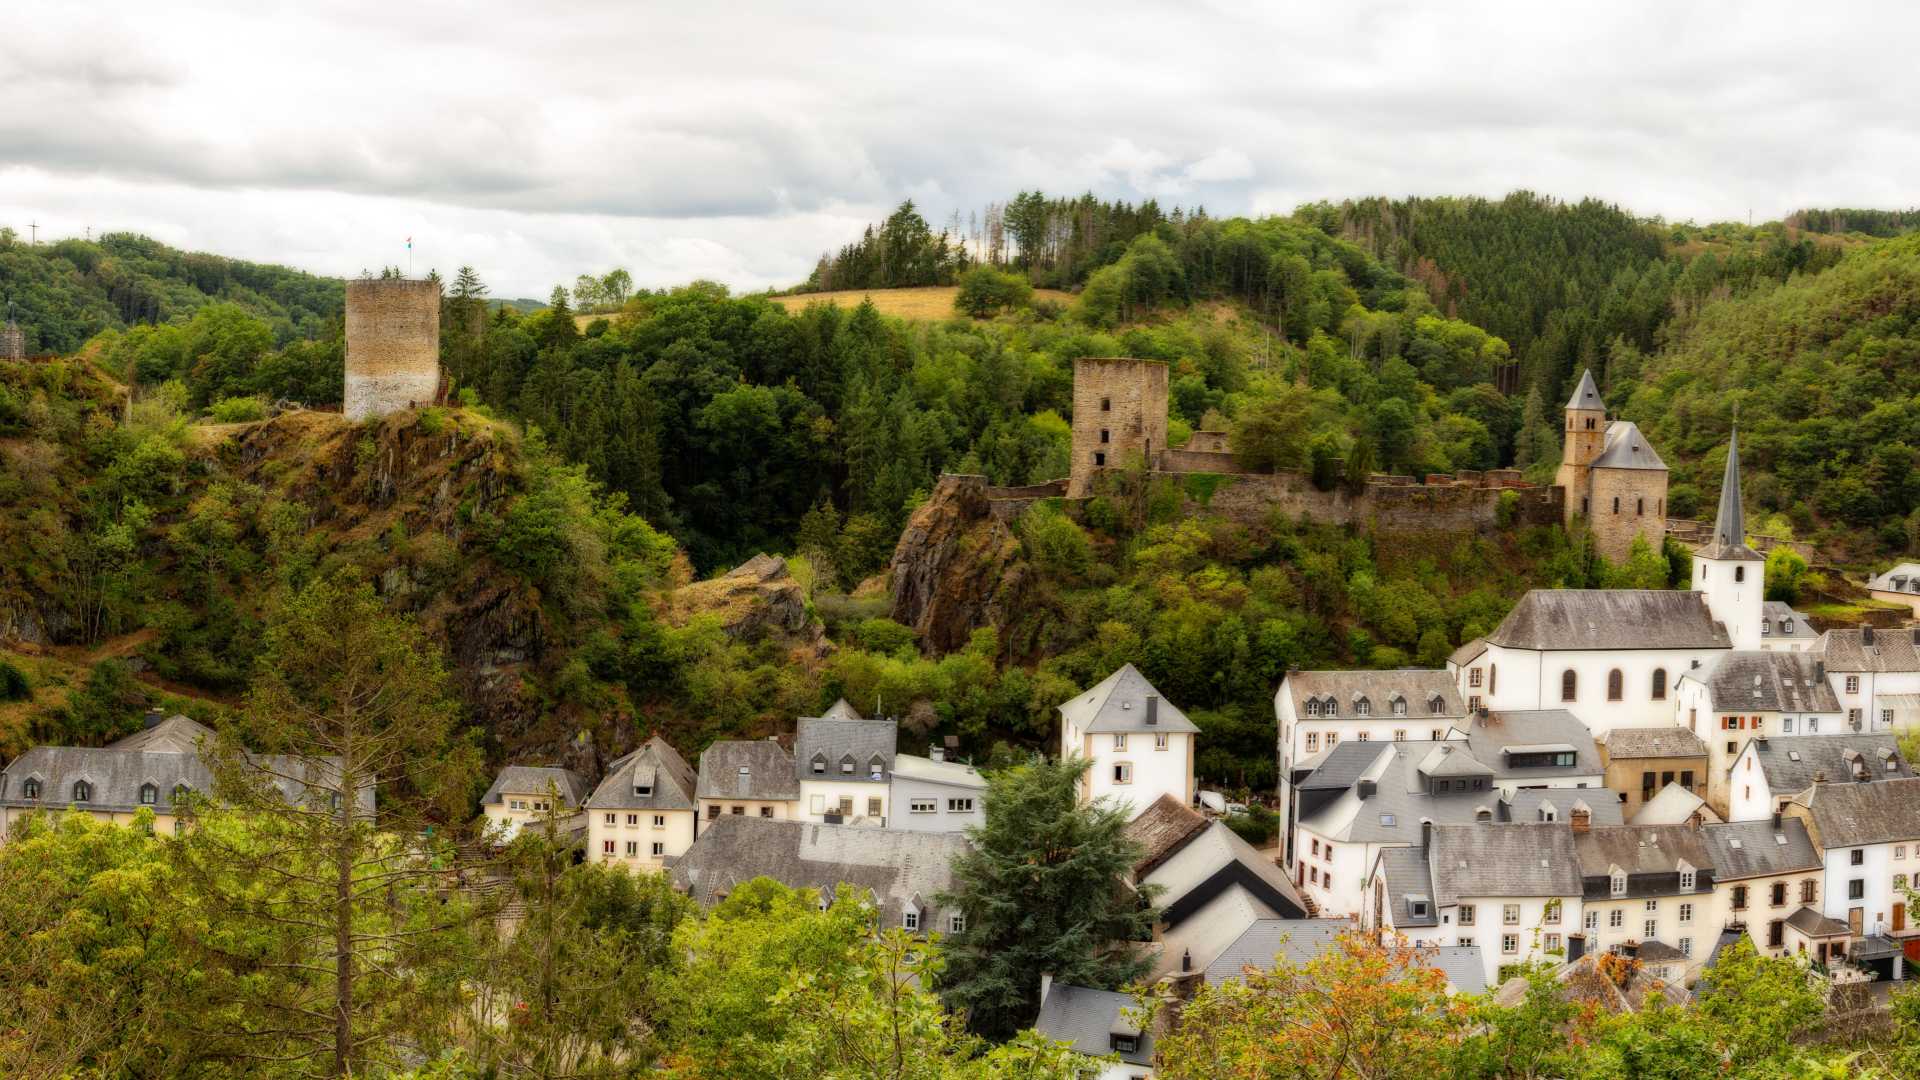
930;746;945;763
1571;807;1591;832
1039;973;1053;1005
1815;660;1826;682
1862;625;1876;646
1181;948;1192;973
1813;770;1828;784
1146;695;1159;726
1421;819;1433;851
1357;779;1377;801
1771;809;1782;830
143;707;164;729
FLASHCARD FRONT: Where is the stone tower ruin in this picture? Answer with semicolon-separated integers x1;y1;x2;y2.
344;278;442;421
1068;357;1169;497
0;320;22;361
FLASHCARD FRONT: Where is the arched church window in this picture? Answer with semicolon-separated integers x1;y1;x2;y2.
1607;669;1624;702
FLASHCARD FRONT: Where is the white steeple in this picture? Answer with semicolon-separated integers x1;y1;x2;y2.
1692;427;1764;649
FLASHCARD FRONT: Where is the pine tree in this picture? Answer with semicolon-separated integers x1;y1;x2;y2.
1515;383;1550;470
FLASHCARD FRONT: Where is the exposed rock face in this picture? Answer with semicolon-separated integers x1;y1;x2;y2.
664;553;816;643
889;475;1027;654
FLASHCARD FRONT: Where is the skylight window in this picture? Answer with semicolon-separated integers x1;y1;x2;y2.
1788;751;1802;761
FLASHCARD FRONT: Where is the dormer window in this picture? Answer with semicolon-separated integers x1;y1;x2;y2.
1354;697;1371;717
1304;699;1321;718
868;754;886;777
1610;869;1627;897
140;783;158;805
1784;619;1795;634
172;783;191;804
1539;804;1557;822
1111;1034;1138;1055
73;780;93;803
1679;867;1696;891
903;908;920;931
1391;697;1407;717
1735;566;1745;583
1410;898;1429;918
812;753;827;775
840;755;855;775
634;783;651;797
22;778;40;800
1761;620;1771;637
1429;696;1445;714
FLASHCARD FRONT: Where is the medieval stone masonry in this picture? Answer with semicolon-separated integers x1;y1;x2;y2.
344;278;442;421
1067;357;1169;497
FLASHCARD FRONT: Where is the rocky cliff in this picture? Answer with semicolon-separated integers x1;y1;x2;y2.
888;474;1029;654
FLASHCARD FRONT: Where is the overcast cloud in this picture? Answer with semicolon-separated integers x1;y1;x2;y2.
2;0;1916;298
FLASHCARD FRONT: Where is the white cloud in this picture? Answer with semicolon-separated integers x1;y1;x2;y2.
0;0;1915;296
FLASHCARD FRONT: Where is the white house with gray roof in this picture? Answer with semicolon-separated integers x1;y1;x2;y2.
1726;733;1910;823
1701;817;1829;961
1034;979;1155;1079
585;736;699;872
479;765;589;842
1673;650;1843;817
1574;823;1719;979
696;738;800;824
0;712;371;843
1784;776;1920;971
1866;562;1920;617
1059;664;1197;819
670;815;968;934
1365;823;1583;987
795;700;898;826
1821;626;1920;736
887;750;985;833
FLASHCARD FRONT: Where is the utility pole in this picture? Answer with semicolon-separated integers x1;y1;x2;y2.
28;221;38;245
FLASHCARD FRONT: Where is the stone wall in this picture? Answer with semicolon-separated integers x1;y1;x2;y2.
1159;448;1239;473
1085;468;1563;534
1587;466;1669;562
1068;358;1168;497
345;279;442;421
983;480;1066;522
0;323;23;361
1184;430;1230;454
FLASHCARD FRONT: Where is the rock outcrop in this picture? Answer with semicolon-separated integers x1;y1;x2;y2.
664;553;817;644
889;475;1028;654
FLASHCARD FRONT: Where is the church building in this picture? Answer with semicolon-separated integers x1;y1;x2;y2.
1554;369;1669;564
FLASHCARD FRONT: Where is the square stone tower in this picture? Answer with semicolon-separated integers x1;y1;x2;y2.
1068;357;1169;497
0;320;23;361
344;278;442;421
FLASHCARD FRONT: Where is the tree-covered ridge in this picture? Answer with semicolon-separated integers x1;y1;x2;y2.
1787;207;1920;238
1621;233;1920;557
0;230;346;355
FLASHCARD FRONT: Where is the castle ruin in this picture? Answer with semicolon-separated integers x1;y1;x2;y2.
344;278;442;421
0;321;22;362
1068;358;1170;497
1552;369;1669;562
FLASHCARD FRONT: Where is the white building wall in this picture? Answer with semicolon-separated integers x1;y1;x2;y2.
1579;890;1713;975
1820;840;1901;938
1694;557;1765;651
1725;745;1780;823
1076;729;1192;820
798;780;890;825
1470;644;1722;738
1831;668;1920;734
889;776;984;833
1443;896;1577;987
1296;830;1395;917
587;808;696;872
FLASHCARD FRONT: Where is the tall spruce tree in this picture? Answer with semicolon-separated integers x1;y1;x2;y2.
937;756;1157;1039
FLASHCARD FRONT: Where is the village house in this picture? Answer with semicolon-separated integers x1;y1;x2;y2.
0;712;370;843
1700;816;1829;961
1206;916;1487;995
1034;977;1159;1080
1573;823;1719;980
1757;601;1821;651
1059;664;1197;820
1123;795;1306;979
695;738;800;823
1289;710;1609;914
1820;626;1920;735
1630;783;1720;827
1365;823;1584;988
669;815;968;934
1673;650;1843;818
479;765;589;842
1599;727;1709;821
1865;562;1920;618
888;748;987;833
584;736;699;871
1724;733;1909;823
795;700;896;825
1783;776;1920;979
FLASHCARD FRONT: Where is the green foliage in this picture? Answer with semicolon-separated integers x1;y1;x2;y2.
34;658;148;746
938;755;1158;1039
0;658;28;702
206;394;268;422
955;266;1035;317
1766;546;1810;602
1019;505;1092;578
1222;802;1278;845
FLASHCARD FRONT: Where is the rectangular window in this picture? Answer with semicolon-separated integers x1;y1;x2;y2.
651;842;664;857
1502;934;1519;954
1679;937;1692;957
1846;676;1860;694
626;814;638;826
604;813;616;826
654;814;666;828
1469;668;1483;688
1326;734;1339;747
810;794;825;814
1357;732;1371;742
731;805;745;816
1644;919;1657;939
1544;901;1561;924
602;840;614;855
707;805;720;819
1849;708;1862;727
1546;933;1562;952
1305;732;1320;752
1309;866;1319;885
1899;846;1909;860
625;841;637;856
1503;904;1521;925
1679;903;1693;924
1849;879;1865;900
1585;910;1598;931
868;797;883;817
838;797;854;816
911;798;937;813
1802;880;1817;904
1468;695;1483;712
950;914;965;933
1394;730;1407;741
1311;838;1321;857
1113;763;1132;784
760;806;773;818
1732;886;1747;910
1113;733;1127;750
1154;733;1169;750
1459;904;1476;926
1885;709;1896;727
1853;849;1866;866
1609;910;1623;929
1783;718;1794;733
1680;869;1695;892
947;798;975;813
1771;882;1787;906
1646;899;1658;912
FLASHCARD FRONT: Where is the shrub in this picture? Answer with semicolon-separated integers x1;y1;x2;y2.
0;659;28;702
1020;507;1091;578
206;395;267;423
854;617;917;654
953;267;1034;318
1223;804;1278;845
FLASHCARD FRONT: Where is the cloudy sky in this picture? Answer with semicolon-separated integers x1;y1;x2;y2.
3;0;1916;298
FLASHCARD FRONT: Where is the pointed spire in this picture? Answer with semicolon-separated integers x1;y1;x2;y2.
1705;426;1760;560
1566;368;1602;411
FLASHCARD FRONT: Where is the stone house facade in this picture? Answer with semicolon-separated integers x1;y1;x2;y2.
1553;369;1669;564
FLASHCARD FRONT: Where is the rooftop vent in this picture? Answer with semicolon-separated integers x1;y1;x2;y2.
1146;694;1159;726
1863;625;1876;646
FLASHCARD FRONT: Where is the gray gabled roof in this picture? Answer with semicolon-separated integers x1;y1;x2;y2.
1058;663;1198;734
481;766;590;808
1375;845;1438;927
1592;420;1666;471
1203;918;1485;994
586;736;697;811
794;716;898;783
1702;817;1821;881
1793;776;1920;848
696;740;800;801
668;816;967;930
1572;825;1715;886
1700;428;1761;561
1746;734;1909;795
1034;984;1153;1066
1821;628;1920;673
1281;669;1466;720
1505;788;1623;826
1450;638;1488;668
1630;783;1718;826
1689;651;1840;714
1761;602;1818;642
111;714;213;753
1486;589;1731;651
1566;368;1603;411
1429;823;1582;905
1604;727;1709;759
1467;710;1603;778
1867;562;1920;593
1785;906;1851;937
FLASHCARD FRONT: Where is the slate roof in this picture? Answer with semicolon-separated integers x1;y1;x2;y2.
1566;368;1603;411
696;740;800;802
1429;823;1582;906
1034;984;1153;1066
1295;741;1391;791
1701;818;1821;881
668;816;967;930
1467;710;1604;778
1746;734;1909;795
1058;663;1198;734
1700;428;1761;561
1786;906;1851;937
1204;918;1485;994
1281;669;1466;720
1793;776;1920;848
1592;420;1667;471
1139;818;1306;920
1505;788;1624;826
1630;783;1718;826
1761;601;1819;644
481;766;590;808
1125;793;1211;878
819;698;864;722
586;736;698;811
0;715;371;816
1450;638;1488;668
1690;651;1841;714
1572;825;1716;898
1375;845;1438;927
1866;562;1920;594
794;716;898;783
1486;590;1732;652
1821;627;1920;673
1605;727;1709;760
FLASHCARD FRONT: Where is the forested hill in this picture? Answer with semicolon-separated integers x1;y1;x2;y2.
0;230;345;354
